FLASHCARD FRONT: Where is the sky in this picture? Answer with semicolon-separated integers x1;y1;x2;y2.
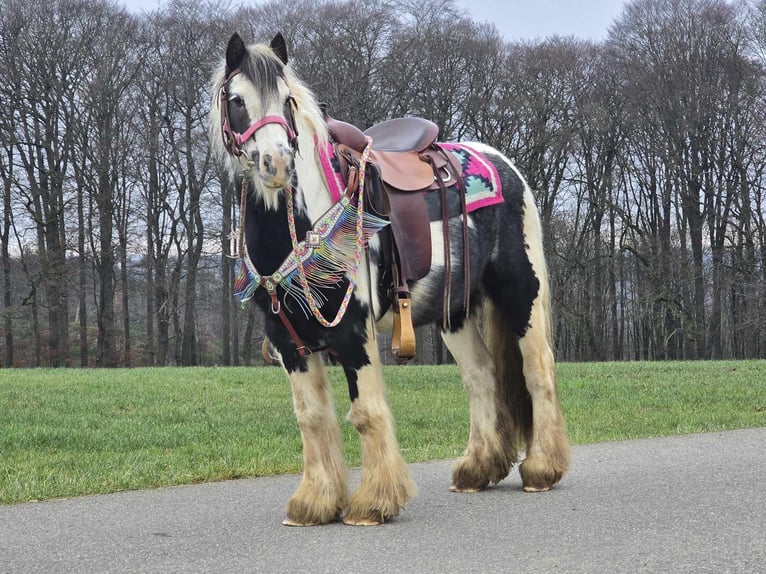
452;0;626;41
121;0;628;42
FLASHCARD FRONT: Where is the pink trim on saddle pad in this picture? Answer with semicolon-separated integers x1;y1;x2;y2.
320;142;504;211
319;143;346;204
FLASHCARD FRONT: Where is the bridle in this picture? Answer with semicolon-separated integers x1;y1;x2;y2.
220;65;374;358
219;68;300;159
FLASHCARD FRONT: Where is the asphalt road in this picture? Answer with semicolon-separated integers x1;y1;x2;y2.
2;428;765;573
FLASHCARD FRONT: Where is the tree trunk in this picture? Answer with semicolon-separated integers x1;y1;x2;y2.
96;163;117;367
1;162;12;367
221;176;233;365
119;237;131;367
76;176;89;367
242;306;256;365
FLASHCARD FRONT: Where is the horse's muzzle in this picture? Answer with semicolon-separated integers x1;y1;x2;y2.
250;145;294;189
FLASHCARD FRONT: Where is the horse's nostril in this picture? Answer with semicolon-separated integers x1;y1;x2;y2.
262;154;278;176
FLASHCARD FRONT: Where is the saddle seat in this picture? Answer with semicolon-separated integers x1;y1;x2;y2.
327;116;438;154
364;117;439;153
327;116;444;192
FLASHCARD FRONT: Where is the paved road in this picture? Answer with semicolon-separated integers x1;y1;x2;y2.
1;428;765;573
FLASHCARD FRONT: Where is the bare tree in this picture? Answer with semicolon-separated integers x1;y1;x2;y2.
610;0;756;359
2;0;764;366
1;0;101;365
0;94;14;367
565;43;625;360
76;3;143;366
382;3;504;140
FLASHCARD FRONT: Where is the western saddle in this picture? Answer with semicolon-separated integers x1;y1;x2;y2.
327;115;469;362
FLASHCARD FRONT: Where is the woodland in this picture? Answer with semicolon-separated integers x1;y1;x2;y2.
1;0;765;367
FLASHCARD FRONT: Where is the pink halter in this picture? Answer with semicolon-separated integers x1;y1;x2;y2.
219;68;299;157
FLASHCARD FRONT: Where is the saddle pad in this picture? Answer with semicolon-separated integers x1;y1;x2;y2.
439;142;504;213
321;142;504;213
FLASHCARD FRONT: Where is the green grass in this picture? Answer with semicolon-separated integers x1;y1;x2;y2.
559;361;765;442
1;361;764;504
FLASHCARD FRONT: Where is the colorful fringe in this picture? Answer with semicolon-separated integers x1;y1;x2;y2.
233;195;388;314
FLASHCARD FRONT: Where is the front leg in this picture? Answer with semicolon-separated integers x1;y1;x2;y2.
283;353;349;526
332;325;417;525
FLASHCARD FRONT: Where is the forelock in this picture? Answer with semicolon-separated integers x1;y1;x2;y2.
238;44;286;102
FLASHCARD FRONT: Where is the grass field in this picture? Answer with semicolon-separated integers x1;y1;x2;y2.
1;361;764;505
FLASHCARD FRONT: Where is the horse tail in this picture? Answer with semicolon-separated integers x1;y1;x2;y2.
480;164;555;454
482;298;533;451
482;177;570;490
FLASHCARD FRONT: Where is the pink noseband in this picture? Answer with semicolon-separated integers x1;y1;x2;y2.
234;115;296;147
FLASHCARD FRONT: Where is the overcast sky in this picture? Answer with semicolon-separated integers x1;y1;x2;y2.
453;0;626;41
121;0;628;42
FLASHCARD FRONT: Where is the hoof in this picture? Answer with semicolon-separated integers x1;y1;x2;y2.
343;514;385;526
343;492;407;526
519;455;565;492
522;484;552;493
284;489;345;527
450;454;499;493
449;484;484;493
343;504;388;526
342;469;415;526
282;512;341;527
282;517;321;527
343;498;400;526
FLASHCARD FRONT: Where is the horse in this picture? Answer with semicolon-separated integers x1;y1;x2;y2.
209;32;570;526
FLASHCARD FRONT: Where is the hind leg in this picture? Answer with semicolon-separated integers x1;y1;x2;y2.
517;303;570;492
442;317;517;492
342;329;416;525
283;353;349;526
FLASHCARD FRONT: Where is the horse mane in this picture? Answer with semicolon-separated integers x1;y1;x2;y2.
209;39;328;171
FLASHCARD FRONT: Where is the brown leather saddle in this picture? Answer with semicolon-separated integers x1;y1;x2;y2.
326;115;469;361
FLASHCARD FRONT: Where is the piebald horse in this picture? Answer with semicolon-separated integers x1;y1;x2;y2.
210;33;569;526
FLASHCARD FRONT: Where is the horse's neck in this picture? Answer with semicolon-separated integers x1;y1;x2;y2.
243;126;334;276
294;134;334;224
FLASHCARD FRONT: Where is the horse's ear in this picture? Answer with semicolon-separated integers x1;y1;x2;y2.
270;33;288;65
226;33;246;74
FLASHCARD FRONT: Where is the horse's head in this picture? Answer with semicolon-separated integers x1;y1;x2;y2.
213;33;305;206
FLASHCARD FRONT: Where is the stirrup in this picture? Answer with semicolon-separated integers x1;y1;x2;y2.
392;294;416;362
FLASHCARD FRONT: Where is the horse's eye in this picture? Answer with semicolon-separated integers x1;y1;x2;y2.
230;96;245;108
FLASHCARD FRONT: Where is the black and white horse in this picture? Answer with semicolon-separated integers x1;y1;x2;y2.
210;33;569;526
